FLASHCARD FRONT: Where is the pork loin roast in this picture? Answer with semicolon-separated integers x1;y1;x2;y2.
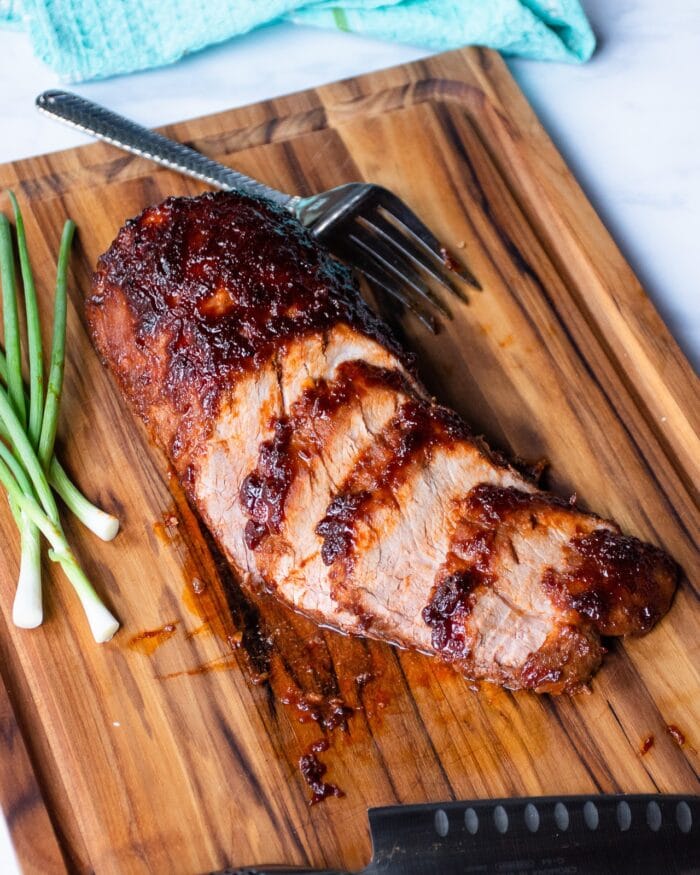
88;192;676;694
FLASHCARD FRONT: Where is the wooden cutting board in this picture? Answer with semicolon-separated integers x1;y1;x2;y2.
0;47;697;875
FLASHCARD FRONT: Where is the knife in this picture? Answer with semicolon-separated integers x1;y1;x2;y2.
214;795;698;874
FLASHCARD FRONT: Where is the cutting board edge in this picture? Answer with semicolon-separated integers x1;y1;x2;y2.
0;50;693;865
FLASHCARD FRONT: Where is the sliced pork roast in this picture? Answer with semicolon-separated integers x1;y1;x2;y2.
88;192;677;694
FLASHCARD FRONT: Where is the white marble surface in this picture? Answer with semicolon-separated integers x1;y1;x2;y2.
0;0;698;871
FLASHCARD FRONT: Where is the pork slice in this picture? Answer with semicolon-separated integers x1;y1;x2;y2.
455;498;611;690
249;331;413;623
194;359;282;582
334;438;526;651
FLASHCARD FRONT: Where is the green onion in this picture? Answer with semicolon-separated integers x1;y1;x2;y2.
0;204;118;541
0;206;42;627
38;220;74;470
0;193;120;641
0;214;26;424
49;459;119;541
16;524;42;628
0;440;42;627
0;348;119;541
0;451;118;642
8;192;43;447
0;384;61;524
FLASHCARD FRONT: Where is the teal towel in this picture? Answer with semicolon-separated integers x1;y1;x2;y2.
0;0;595;83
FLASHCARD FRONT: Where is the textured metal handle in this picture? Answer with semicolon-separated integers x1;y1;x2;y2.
36;90;292;207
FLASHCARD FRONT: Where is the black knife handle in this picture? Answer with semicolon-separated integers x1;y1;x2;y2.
217;794;699;875
366;794;699;874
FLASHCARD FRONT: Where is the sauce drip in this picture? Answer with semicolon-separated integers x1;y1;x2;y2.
422;571;479;658
298;739;344;806
155;478;392;804
640;734;654;755
128;622;179;655
279;688;354;731
160;493;388;732
156;654;238;680
152;512;180;544
666;724;686;747
241;419;294;549
316;491;369;567
242;361;416;556
421;526;495;658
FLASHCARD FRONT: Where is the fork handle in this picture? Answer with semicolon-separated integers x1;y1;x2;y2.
36;90;293;208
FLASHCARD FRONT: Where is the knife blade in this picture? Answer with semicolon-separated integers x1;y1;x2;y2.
215;794;698;874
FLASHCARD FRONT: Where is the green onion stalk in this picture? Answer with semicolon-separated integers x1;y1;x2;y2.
0;350;119;542
0;195;119;641
0;448;118;642
0;335;118;642
0;211;41;627
8;193;46;626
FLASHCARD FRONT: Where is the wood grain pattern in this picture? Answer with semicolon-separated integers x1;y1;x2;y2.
0;48;697;874
0;663;67;874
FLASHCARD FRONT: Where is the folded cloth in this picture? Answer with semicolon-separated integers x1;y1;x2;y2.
291;1;595;62
0;0;594;83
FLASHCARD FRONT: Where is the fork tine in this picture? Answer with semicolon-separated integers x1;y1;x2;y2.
343;244;438;333
378;204;480;297
376;189;482;290
364;270;438;334
362;210;468;303
348;225;452;319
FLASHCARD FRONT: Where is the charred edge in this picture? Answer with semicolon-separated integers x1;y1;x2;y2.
464;483;570;526
93;189;409;390
543;529;678;637
519;624;604;694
